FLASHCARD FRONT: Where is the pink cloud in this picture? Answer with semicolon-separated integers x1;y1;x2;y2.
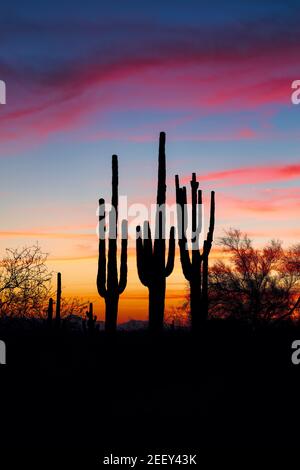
0;43;297;149
216;187;300;221
186;163;300;187
0;230;95;240
2;18;300;156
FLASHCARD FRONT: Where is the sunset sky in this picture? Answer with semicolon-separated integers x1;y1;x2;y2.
1;0;300;321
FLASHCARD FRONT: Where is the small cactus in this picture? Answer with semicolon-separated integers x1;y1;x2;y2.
47;297;53;328
86;302;97;334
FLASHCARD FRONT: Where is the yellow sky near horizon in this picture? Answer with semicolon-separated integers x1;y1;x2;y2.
1;226;298;322
46;248;188;322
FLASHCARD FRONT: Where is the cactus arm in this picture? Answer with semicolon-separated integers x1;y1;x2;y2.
47;298;53;327
55;272;61;325
197;190;203;244
175;174;180;194
202;191;215;257
208;191;215;242
175;174;183;241
157;132;166;206
178;186;192;280
201;191;215;319
136;226;150;287
118;220;128;294
191;172;199;246
165;226;175;277
179;243;192;281
202;244;209;320
97;198;107;297
97;238;107;297
175;177;192;280
112;154;118;224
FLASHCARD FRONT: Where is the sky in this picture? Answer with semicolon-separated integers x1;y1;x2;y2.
0;0;300;321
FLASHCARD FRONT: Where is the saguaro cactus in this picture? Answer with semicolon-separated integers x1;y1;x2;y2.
83;302;97;334
97;154;128;333
55;272;61;327
136;132;175;332
47;297;53;328
175;173;215;330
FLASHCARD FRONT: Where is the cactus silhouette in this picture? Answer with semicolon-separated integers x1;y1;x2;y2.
175;173;215;330
136;132;175;332
47;297;53;328
83;302;97;334
55;272;61;328
97;154;128;333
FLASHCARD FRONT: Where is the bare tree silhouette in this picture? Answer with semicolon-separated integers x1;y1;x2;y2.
0;244;52;317
136;132;175;332
209;229;300;323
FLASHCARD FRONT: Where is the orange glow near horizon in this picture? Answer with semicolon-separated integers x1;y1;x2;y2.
46;248;189;323
1;223;299;323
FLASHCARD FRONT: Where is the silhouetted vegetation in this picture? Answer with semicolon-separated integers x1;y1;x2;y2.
136;132;175;332
97;154;128;333
2;133;299;333
208;229;300;323
1;133;300;459
82;302;98;335
175;172;215;331
0;244;52;318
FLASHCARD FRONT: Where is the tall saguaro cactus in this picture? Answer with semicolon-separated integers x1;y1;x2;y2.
175;173;215;330
97;154;128;333
136;132;175;332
